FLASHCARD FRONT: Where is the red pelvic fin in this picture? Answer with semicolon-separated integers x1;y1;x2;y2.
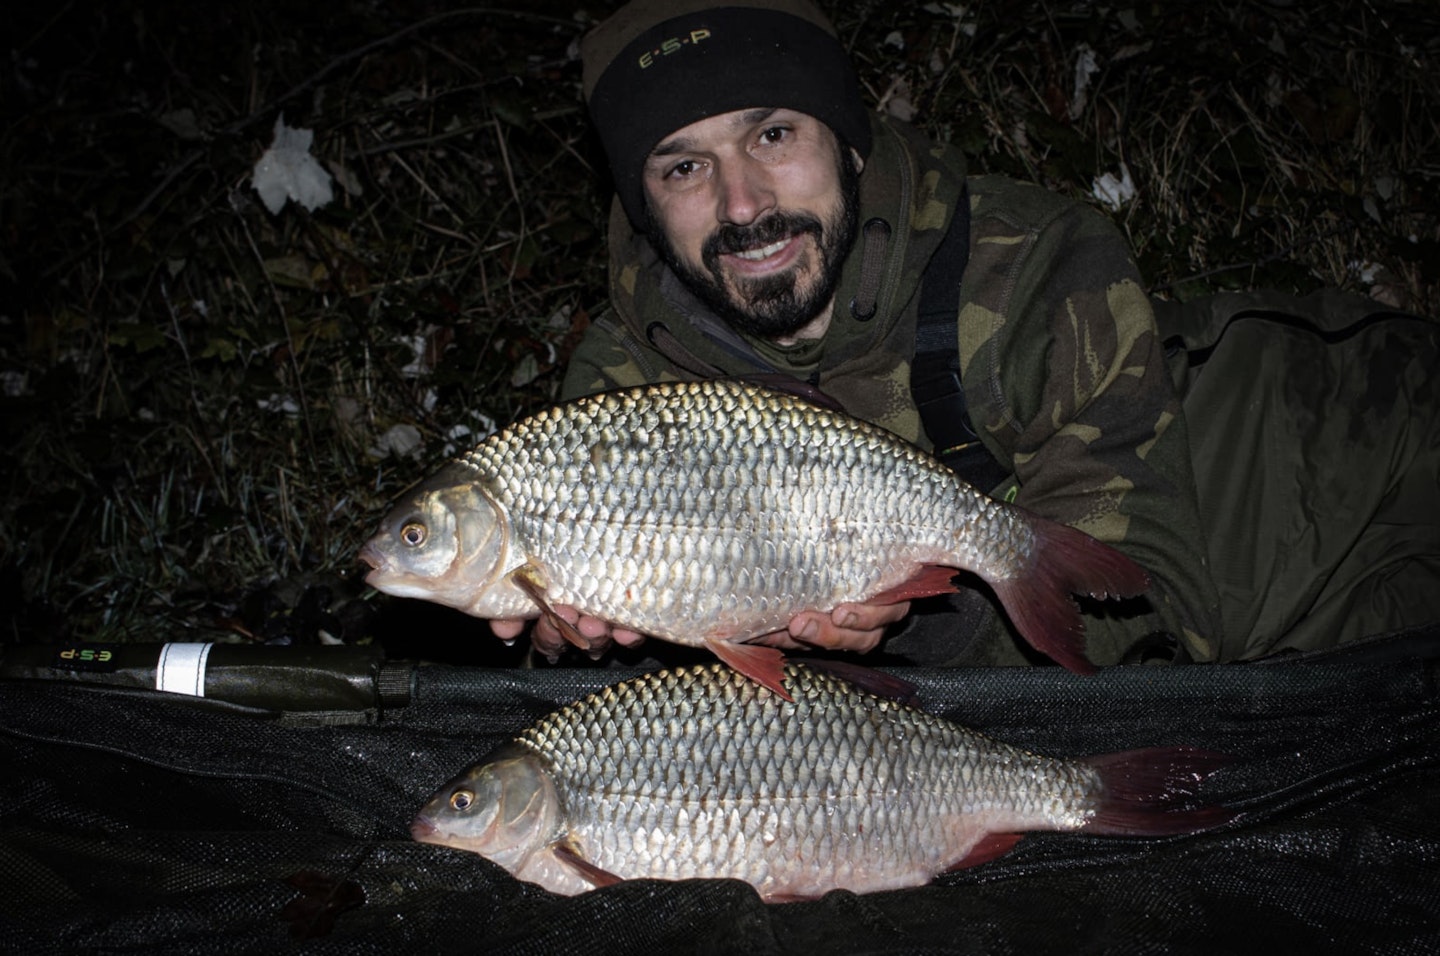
511;565;588;650
707;639;793;702
1081;746;1238;836
944;833;1024;871
552;840;624;889
765;892;823;904
866;565;960;605
988;516;1151;675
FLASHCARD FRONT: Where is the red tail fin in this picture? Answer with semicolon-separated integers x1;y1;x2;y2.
1082;746;1237;836
987;516;1151;675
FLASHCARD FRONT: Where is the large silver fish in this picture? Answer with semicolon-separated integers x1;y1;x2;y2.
360;379;1149;696
411;663;1233;901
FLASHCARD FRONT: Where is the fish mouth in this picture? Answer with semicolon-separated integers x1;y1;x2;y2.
357;543;391;589
357;542;385;572
410;816;438;842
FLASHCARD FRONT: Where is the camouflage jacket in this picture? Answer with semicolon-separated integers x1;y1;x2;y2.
563;115;1226;665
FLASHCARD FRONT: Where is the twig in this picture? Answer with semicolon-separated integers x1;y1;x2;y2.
233;198;319;456
42;7;581;280
490;116;529;284
244;9;573;139
1149;222;1354;295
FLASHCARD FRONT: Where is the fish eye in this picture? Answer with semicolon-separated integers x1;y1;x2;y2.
400;522;427;547
449;788;474;811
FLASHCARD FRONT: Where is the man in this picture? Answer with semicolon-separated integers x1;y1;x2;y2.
492;0;1439;666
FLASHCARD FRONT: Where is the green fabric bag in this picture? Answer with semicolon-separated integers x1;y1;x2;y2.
1154;290;1440;658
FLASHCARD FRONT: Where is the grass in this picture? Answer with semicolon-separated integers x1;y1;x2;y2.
2;0;1436;654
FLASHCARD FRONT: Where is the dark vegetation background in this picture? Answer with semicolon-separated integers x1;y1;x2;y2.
3;0;1437;661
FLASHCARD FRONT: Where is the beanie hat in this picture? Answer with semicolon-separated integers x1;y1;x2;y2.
581;0;872;228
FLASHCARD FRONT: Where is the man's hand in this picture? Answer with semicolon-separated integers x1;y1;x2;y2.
489;612;645;661
488;600;911;659
759;601;911;653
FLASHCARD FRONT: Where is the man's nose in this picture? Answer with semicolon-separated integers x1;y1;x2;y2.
716;159;775;227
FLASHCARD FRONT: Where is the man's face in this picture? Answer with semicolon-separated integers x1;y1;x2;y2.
640;108;860;341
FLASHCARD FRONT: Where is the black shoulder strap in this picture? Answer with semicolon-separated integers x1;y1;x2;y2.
912;186;1011;491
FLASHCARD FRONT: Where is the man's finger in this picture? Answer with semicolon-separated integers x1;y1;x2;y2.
611;627;647;648
489;619;527;641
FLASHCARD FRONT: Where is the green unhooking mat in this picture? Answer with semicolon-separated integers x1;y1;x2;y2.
2;629;1438;955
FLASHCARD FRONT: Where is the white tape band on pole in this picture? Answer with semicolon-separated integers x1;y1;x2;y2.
155;642;213;697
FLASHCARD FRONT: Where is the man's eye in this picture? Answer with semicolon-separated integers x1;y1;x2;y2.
760;126;789;144
667;159;698;179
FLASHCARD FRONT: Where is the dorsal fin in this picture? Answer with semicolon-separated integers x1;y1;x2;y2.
798;660;921;706
733;373;847;412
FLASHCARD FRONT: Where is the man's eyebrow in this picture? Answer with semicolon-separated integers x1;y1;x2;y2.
738;107;780;125
648;108;781;161
648;139;691;160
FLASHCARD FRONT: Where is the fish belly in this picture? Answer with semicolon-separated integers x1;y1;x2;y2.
562;786;1026;899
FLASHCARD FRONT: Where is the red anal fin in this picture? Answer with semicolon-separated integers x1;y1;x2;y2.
945;833;1024;871
511;565;588;650
986;517;1151;675
552;840;623;889
707;639;793;702
867;565;960;605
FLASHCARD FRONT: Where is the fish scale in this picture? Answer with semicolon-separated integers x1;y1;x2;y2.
496;382;1001;620
411;664;1232;900
362;378;1155;689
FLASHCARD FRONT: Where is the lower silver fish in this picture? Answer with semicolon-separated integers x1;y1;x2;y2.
411;663;1234;901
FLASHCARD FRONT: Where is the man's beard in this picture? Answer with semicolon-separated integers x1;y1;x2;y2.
647;150;861;341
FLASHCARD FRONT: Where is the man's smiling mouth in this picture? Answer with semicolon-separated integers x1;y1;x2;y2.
733;238;792;261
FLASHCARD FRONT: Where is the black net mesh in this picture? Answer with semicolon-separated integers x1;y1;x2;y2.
3;628;1439;955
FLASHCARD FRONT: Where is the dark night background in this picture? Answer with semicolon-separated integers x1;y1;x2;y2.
3;0;1437;662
